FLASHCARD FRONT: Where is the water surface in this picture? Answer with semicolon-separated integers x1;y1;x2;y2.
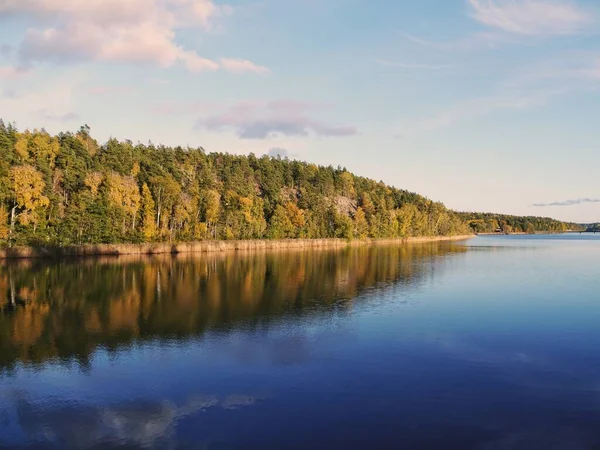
1;235;600;449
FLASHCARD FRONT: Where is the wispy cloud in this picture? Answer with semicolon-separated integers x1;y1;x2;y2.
196;100;357;139
220;58;270;74
505;51;600;88
402;1;594;54
533;198;600;207
88;85;135;95
467;0;594;36
401;31;516;52
36;109;79;122
397;88;566;135
375;59;449;70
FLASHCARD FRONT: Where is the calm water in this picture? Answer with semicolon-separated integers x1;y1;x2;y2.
1;235;600;449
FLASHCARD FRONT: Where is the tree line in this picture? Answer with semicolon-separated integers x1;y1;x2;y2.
458;212;583;234
0;121;474;246
0;120;578;246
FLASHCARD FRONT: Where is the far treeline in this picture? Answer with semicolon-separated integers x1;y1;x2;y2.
0;120;578;247
459;212;584;234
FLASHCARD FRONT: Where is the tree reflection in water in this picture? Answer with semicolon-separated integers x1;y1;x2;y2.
0;243;465;372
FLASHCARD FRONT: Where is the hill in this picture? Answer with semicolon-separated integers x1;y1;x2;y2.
458;212;585;234
581;223;600;232
0;120;579;247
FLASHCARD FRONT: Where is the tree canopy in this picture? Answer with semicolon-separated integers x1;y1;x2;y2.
0;120;579;247
458;212;583;234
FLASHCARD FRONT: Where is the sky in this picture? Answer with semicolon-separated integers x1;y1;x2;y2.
0;0;599;223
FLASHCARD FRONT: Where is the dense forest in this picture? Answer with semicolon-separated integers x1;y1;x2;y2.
0;120;579;247
0;121;474;247
459;212;583;234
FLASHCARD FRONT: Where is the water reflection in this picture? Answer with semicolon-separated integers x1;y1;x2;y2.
5;391;261;449
0;243;465;372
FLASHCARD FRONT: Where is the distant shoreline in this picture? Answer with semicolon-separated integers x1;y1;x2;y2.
475;231;568;236
0;235;474;260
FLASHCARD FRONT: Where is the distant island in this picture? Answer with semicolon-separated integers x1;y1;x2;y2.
0;120;583;249
458;212;583;235
582;223;600;232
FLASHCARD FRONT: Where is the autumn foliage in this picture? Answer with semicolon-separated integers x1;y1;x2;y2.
0;120;573;247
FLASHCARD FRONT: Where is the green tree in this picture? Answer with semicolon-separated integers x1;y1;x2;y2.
268;205;294;239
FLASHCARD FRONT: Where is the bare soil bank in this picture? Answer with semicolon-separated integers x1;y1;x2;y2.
0;235;474;260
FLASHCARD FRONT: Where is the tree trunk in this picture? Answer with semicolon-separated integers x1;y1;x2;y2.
9;269;15;308
155;189;163;229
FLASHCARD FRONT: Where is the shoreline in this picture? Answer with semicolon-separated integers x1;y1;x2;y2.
475;231;570;236
0;235;474;260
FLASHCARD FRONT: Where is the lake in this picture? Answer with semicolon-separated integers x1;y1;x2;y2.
1;234;600;449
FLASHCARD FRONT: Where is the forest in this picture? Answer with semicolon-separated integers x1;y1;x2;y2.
459;212;583;234
0;120;578;247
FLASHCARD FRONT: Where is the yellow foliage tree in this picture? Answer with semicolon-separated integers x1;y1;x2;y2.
203;189;221;238
76;125;99;156
84;172;104;196
31;132;60;168
14;131;60;168
14;133;30;161
339;172;356;199
173;193;195;236
9;165;50;234
106;172;141;231
0;206;9;240
286;202;305;237
10;165;50;211
141;183;156;240
353;207;368;239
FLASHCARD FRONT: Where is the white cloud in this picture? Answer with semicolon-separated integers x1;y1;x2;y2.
180;51;220;73
220;58;270;74
0;0;266;74
468;0;593;36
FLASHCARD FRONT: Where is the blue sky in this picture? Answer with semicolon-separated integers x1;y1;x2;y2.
1;0;599;222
